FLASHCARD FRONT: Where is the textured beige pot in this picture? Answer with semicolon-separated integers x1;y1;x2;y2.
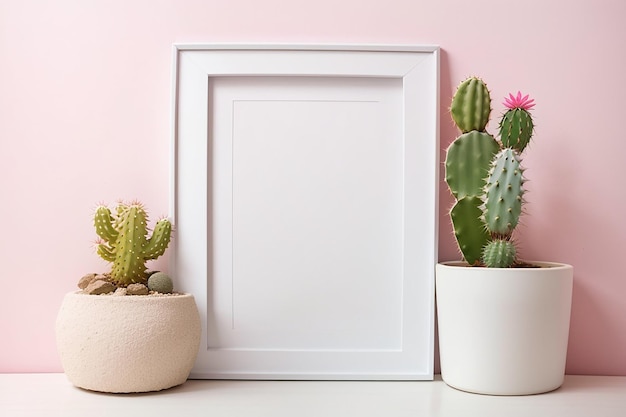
436;261;573;395
56;292;201;393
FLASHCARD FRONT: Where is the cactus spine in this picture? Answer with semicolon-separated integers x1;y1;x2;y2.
95;201;172;285
445;78;535;267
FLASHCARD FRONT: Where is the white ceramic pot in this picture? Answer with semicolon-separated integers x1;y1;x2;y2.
436;261;573;395
56;292;201;393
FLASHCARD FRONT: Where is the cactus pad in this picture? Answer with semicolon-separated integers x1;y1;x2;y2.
450;77;492;133
450;196;491;265
445;131;500;199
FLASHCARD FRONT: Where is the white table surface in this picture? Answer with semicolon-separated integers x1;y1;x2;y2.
1;374;625;417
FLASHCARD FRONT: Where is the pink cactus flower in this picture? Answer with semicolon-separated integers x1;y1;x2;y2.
503;91;535;110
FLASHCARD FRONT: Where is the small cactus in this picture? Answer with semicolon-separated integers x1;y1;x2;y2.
445;77;536;267
482;239;517;268
499;92;535;152
94;201;172;285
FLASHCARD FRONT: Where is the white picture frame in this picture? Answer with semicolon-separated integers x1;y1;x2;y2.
171;44;439;380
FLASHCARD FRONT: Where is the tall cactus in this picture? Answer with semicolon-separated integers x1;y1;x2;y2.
480;148;525;236
445;77;535;267
94;201;172;285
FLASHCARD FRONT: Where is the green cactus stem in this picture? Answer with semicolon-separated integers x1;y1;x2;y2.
94;202;172;286
499;108;534;153
481;148;524;236
445;131;500;200
482;238;517;268
450;196;492;265
450;77;492;133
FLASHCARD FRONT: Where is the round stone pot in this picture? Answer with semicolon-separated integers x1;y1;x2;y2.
436;261;573;395
56;292;201;393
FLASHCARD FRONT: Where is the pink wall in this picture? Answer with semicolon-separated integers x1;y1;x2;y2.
1;0;624;375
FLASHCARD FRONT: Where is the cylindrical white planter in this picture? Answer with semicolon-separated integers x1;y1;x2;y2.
436;261;573;395
56;292;201;393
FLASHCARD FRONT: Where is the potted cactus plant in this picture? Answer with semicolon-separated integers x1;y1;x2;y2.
56;201;201;393
436;77;574;395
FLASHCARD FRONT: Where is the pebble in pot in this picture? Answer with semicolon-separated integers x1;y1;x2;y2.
148;272;174;294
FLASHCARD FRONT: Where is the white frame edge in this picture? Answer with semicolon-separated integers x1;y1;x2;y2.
169;44;440;380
